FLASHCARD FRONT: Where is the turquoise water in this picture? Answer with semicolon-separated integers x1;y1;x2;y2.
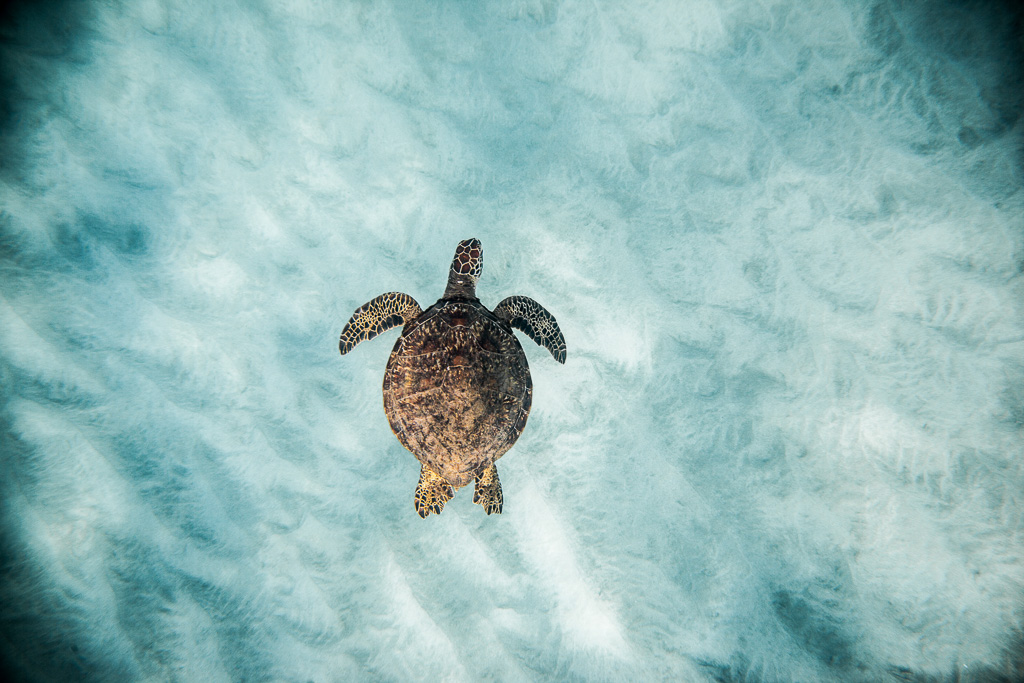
1;1;1022;681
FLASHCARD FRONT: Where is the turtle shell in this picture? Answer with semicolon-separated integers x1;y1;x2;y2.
382;299;532;488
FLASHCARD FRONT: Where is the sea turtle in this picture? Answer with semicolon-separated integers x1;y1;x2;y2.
338;238;566;517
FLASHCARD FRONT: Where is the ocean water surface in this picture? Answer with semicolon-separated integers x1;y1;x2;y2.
1;1;1022;681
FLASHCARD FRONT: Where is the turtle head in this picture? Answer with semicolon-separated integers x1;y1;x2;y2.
444;238;482;299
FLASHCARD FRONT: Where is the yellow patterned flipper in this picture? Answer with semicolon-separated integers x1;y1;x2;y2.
414;465;453;518
493;296;566;364
473;464;503;515
339;292;422;354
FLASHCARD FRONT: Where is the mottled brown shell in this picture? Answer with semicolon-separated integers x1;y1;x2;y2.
382;299;532;489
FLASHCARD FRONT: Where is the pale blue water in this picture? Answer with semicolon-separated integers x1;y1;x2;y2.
1;1;1022;681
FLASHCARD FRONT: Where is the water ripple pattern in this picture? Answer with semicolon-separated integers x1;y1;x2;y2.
0;1;1021;681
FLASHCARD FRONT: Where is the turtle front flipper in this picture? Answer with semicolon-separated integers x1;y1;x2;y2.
494;296;566;364
473;464;503;515
414;465;453;518
339;292;422;354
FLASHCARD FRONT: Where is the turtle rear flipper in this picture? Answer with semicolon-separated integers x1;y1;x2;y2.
473;464;503;515
494;296;566;364
414;465;453;518
339;292;422;354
